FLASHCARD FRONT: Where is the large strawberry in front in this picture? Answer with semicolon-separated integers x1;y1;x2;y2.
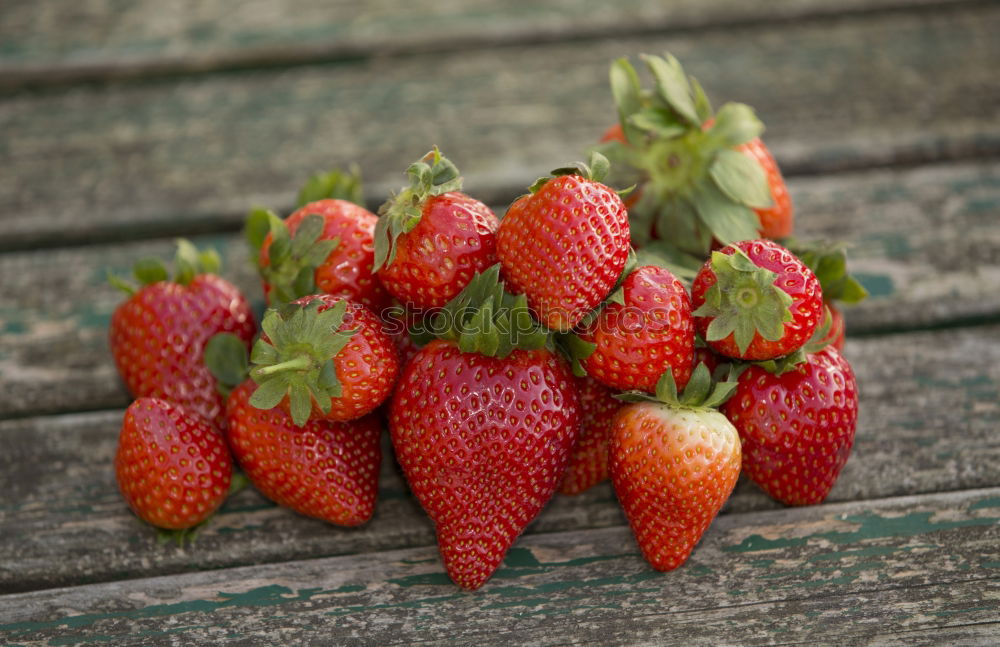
497;152;630;331
108;240;256;429
389;266;581;589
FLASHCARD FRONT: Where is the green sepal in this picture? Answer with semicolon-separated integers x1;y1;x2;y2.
704;102;764;149
751;349;808;377
555;332;597;378
635;243;702;284
692;248;794;355
204;333;251;397
107;270;136;295
628;109;686;140
374;147;463;271
297;164;364;207
248;300;356;427
430;263;551;359
610;57;644;145
133;258;169;286
691;180;762;246
253;211;340;304
108;240;222;294
709;149;772;209
245;207;282;254
642;53;700;127
547;150;613;186
786;238;869;305
615;361;739;411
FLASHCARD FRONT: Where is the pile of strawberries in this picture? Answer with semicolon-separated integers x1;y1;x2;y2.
108;54;863;589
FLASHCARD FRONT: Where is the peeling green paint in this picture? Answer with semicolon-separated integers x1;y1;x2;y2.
969;497;1000;511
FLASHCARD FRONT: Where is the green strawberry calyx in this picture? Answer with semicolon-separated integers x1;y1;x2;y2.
108;239;221;294
247;299;357;426
785;237;869;305
412;263;551;358
693;247;794;356
246;209;340;305
617;362;739;411
596;53;772;255
528;150;631;197
748;304;836;376
373;147;464;272
204;332;251;397
296;164;365;208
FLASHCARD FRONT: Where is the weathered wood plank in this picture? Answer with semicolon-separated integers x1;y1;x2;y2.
1;487;997;645
2;323;998;593
0;0;977;85
1;5;998;249
2;160;997;419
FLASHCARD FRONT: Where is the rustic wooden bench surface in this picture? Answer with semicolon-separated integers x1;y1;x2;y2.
1;1;999;644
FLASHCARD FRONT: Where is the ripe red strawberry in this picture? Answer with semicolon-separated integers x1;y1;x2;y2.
611;365;741;571
497;152;631;331
248;294;399;426
722;346;859;506
388;265;581;589
115;397;233;530
108;241;256;430
226;379;382;525
374;148;499;310
597;54;787;256
818;301;846;351
577;265;694;393
691;239;823;360
559;376;622;495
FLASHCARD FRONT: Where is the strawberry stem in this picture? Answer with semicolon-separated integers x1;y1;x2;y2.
253;355;313;377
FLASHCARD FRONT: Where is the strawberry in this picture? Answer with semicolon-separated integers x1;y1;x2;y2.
596;53;789;261
691;239;823;360
374;148;500;310
576;265;695;393
496;152;631;331
248;294;399;426
108;240;256;430
248;167;392;313
388;265;581;589
611;365;741;571
225;379;382;526
115;397;233;530
559;376;623;495
722;346;859;506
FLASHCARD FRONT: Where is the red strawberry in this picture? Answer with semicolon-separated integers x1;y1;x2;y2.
597;54;785;256
497;152;631;331
374;148;499;310
225;379;381;525
115;397;233;530
691;239;823;360
577;265;694;393
108;241;256;429
559;376;622;495
818;301;846;351
388;265;581;589
248;294;398;426
722;346;858;506
611;366;741;571
250;168;391;313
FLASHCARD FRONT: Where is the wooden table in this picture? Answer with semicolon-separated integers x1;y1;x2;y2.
2;1;999;644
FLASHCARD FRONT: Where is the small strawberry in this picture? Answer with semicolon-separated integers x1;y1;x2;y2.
691;239;823;360
373;148;500;310
108;240;256;430
115;397;233;530
225;379;382;526
497;151;631;331
559;376;623;495
597;53;789;258
722;346;859;506
611;364;741;571
388;265;581;589
248;294;399;426
576;265;695;393
248;167;392;313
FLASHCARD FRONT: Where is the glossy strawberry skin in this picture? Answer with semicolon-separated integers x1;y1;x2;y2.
377;192;499;310
691;239;824;360
226;380;381;525
261;199;392;313
818;301;846;352
559;376;623;495
579;265;695;393
115;397;233;530
611;403;741;571
389;340;581;589
721;346;858;506
497;175;630;331
286;294;400;422
109;274;255;430
739;138;793;240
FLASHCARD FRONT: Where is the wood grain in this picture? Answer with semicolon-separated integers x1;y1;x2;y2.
2;323;998;593
1;487;997;645
2;160;997;419
1;5;998;249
